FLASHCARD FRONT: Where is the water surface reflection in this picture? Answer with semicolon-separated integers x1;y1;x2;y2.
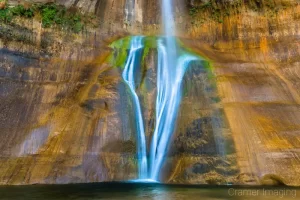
0;183;298;200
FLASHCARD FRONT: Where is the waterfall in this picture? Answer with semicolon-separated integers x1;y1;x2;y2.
125;0;135;23
122;0;199;182
148;0;199;180
122;36;148;179
149;40;198;180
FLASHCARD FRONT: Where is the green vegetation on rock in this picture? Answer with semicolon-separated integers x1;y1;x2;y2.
142;36;157;64
38;4;83;32
108;36;132;68
188;0;292;24
0;2;97;33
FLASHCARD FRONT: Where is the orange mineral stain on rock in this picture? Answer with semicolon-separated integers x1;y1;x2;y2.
0;0;299;186
180;4;300;185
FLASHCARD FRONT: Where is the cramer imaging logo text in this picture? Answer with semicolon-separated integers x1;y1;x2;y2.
228;188;297;198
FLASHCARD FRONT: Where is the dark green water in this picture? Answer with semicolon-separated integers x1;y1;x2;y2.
0;183;298;200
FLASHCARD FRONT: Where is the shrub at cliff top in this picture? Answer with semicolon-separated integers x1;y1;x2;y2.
0;3;96;33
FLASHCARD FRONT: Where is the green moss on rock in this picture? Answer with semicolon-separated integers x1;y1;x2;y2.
108;36;132;68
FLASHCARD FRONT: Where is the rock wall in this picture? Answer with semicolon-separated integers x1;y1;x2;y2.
0;22;136;184
0;0;299;186
179;1;300;185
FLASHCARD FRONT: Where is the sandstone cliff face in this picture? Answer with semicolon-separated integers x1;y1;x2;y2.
180;1;300;185
0;0;299;186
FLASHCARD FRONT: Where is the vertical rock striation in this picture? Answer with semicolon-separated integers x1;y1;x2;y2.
0;0;299;186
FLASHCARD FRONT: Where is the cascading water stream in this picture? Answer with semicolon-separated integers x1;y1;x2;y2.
149;40;198;180
149;0;199;180
122;36;148;179
123;0;199;182
125;0;135;23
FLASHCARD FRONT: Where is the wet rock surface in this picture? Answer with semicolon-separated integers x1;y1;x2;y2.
0;0;299;186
